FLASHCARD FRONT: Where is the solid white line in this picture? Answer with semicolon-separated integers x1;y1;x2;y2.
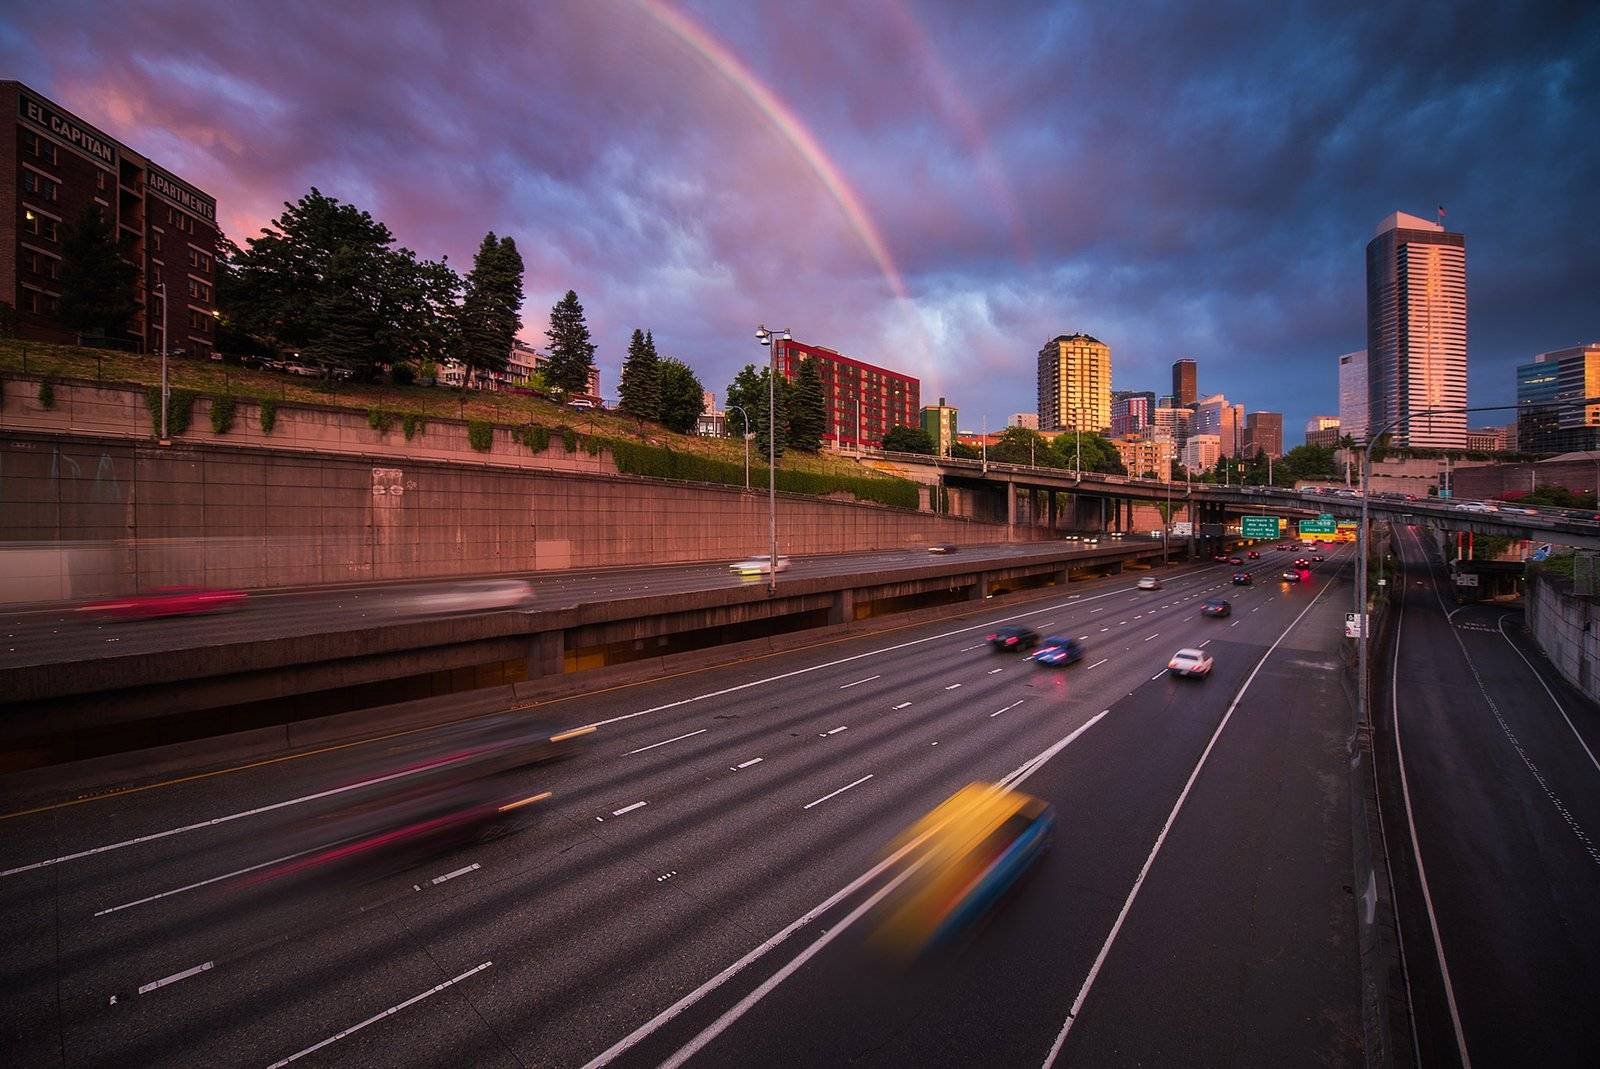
944;683;962;690
611;801;648;817
839;675;881;689
1;758;447;879
138;960;212;995
990;700;1025;718
822;726;849;736
94;846;321;917
733;758;763;770
1086;659;1109;670
586;709;1116;1069
1496;613;1600;776
801;774;873;810
891;701;912;710
267;961;492;1067
1043;544;1343;1066
624;728;707;755
430;863;480;886
1391;528;1474;1067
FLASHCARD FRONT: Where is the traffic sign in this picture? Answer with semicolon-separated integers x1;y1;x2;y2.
1529;543;1554;563
1344;612;1365;638
1318;513;1336;525
1241;515;1280;539
1299;517;1337;535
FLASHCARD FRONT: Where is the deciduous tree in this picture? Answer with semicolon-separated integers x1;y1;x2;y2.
657;357;705;434
58;205;139;341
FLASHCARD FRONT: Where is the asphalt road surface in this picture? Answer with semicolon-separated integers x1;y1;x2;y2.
1378;525;1600;1068
1;545;1366;1067
0;540;1160;671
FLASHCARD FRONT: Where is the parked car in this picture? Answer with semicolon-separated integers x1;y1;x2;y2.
1136;576;1162;590
928;543;958;554
77;586;248;620
568;398;597;411
1201;598;1232;618
730;556;791;575
988;625;1040;652
1030;636;1085;667
1231;572;1252;585
1167;648;1214;678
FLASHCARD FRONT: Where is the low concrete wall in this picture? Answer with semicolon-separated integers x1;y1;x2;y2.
1525;570;1600;703
0;430;1044;598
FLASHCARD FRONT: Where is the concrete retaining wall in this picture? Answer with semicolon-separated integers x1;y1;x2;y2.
0;431;1043;598
1525;570;1600;703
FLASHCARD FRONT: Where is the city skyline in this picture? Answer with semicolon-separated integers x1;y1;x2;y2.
1;3;1594;436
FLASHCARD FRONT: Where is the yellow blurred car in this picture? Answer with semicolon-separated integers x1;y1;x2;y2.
871;782;1055;958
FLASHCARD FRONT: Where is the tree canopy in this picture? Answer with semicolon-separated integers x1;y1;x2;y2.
725;363;785;456
881;425;935;454
618;327;662;421
786;357;827;453
656;357;705;434
543;289;597;395
58;205;139;340
456;232;523;380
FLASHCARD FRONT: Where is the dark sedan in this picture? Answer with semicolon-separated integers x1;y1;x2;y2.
1231;572;1252;585
1201;598;1232;617
1031;636;1085;667
988;626;1040;652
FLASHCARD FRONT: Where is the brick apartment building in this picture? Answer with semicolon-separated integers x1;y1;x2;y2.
2;81;218;355
773;338;919;450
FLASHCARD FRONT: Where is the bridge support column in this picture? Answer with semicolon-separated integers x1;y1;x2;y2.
1047;492;1057;534
969;572;989;601
1106;559;1123;575
528;630;564;678
1006;484;1017;539
830;588;856;625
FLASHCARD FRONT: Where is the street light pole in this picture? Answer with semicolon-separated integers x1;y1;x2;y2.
727;404;751;490
755;325;790;595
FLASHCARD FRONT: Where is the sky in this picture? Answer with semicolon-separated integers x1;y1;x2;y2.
6;0;1597;441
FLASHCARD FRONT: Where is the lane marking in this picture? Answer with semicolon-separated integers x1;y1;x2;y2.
821;726;849;737
1495;613;1600;776
891;702;912;710
1150;670;1167;681
990;700;1025;718
624;728;708;756
1230;620;1239;627
430;863;479;886
801;774;874;810
839;675;881;689
267;961;492;1068
1086;659;1108;670
1143;633;1159;642
732;758;763;770
1198;639;1211;648
988;668;1004;675
138;960;212;995
611;801;648;817
93;845;324;917
1044;539;1345;1066
944;683;963;691
960;644;984;652
1077;635;1089;640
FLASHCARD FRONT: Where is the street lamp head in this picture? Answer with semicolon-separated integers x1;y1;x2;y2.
755;326;770;345
778;329;791;341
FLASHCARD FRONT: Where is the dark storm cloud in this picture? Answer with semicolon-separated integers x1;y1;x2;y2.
4;0;1595;438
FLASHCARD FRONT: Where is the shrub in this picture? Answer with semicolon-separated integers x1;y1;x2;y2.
599;437;920;508
210;394;237;435
560;426;578;453
514;424;550;452
402;412;425;440
38;380;55;409
259;399;278;434
468;419;494;452
584;435;602;456
367;407;396;434
391;364;416;386
144;386;195;436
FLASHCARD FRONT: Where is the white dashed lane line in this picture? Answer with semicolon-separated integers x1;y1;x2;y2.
1086;658;1109;670
891;702;911;710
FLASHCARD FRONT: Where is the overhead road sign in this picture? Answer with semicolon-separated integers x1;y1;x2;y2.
1241;516;1281;539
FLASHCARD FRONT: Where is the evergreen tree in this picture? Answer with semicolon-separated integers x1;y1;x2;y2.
58;205;139;340
456;232;523;381
543;289;597;396
618;327;662;420
752;366;787;459
300;247;380;373
786;357;827;453
657;357;705;434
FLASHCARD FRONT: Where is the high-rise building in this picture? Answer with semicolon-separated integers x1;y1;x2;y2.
1516;342;1600;453
1037;333;1111;433
1338;350;1368;443
1182;434;1221;472
2;81;218;355
1171;358;1198;408
1008;412;1039;430
1152;405;1192;446
1305;415;1341;433
1110;390;1157;437
1366;211;1467;448
1192;394;1245;456
1306;421;1343;449
920;397;958;456
773;338;920;451
1243;411;1284;458
1111;435;1173;480
1465;426;1511;452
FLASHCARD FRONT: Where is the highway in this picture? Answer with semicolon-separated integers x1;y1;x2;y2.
0;545;1369;1067
0;540;1165;671
1378;525;1600;1067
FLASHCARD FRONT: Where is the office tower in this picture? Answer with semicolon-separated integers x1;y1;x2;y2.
1037;333;1111;432
1366;211;1467;448
1192;394;1245;456
920;397;958;456
1110;390;1156;437
1243;411;1283;458
1516;343;1600;453
1171;358;1197;408
1338;350;1368;443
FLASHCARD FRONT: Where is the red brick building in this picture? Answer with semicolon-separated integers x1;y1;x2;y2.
773;338;919;450
2;81;218;355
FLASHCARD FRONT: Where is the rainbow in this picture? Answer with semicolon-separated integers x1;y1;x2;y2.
635;0;912;304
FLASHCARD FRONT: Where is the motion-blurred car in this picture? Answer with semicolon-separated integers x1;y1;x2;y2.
1030;636;1085;667
1281;570;1301;582
988;625;1039;652
1136;576;1161;590
1312;553;1325;562
77;586;248;620
1201;598;1231;617
870;782;1055;959
1228;556;1244;565
1293;558;1311;568
1247;551;1261;559
730;555;792;575
928;543;958;554
1231;572;1252;585
404;579;534;614
1213;554;1229;562
1167;648;1214;678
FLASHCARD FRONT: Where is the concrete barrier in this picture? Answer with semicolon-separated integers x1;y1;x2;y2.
1525;570;1600;703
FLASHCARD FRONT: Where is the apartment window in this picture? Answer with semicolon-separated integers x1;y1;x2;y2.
22;170;59;202
187;279;211;302
25;251;61;280
23;210;59;242
97;171;108;192
188;309;212;332
152;231;163;253
187;248;212;272
22;289;58;316
24;132;58;165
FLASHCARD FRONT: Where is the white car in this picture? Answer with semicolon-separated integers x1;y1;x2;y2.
730;556;791;576
1167;648;1214;678
1456;501;1496;513
405;579;534;615
1136;577;1161;590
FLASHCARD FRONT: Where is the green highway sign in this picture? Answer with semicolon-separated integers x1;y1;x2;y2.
1318;513;1336;525
1300;517;1337;535
1240;516;1280;539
